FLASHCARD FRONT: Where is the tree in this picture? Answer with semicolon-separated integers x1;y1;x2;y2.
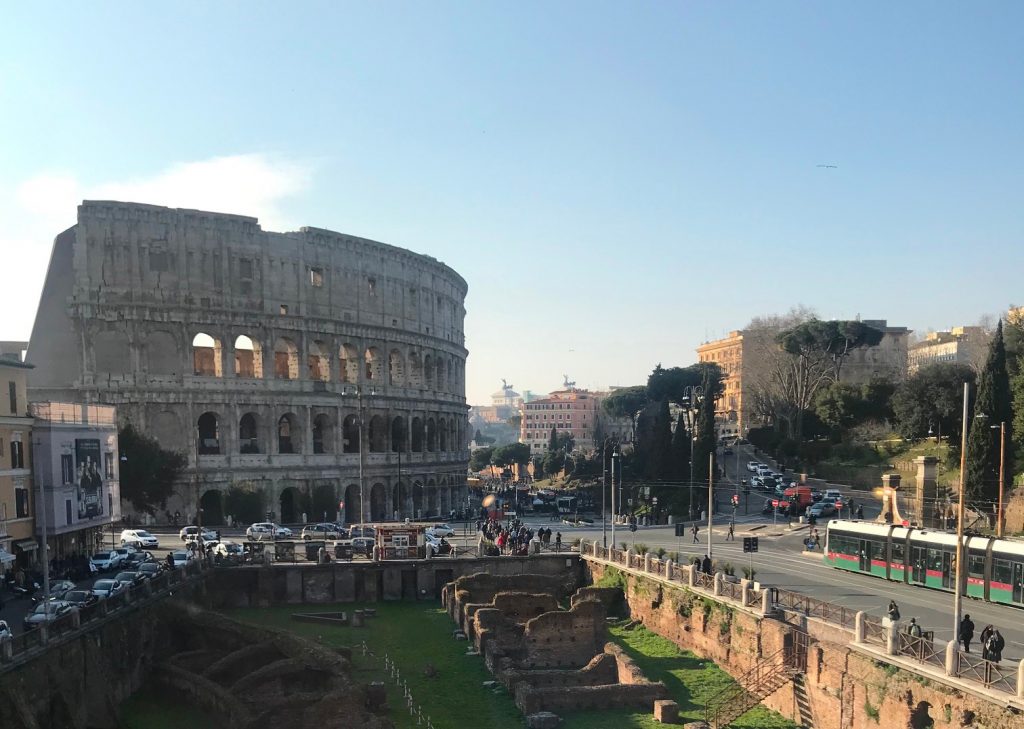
691;367;718;488
644;400;673;480
548;426;558;452
892;363;975;443
494;442;531;476
469;446;495;474
601;385;649;442
668;411;691;483
118;423;187;515
965;321;1013;502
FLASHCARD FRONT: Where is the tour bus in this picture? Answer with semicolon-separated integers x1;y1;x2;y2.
824;519;1024;607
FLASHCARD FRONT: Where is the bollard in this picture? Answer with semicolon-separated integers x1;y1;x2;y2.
0;637;12;662
761;587;772;616
70;607;81;630
854;611;865;644
741;579;751;607
686;564;696;588
1017;658;1024;698
39;625;49;646
713;572;723;597
946;640;958;677
885;621;899;656
665;560;674;581
644;553;652;573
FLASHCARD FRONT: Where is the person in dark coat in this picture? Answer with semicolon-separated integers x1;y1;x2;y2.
980;625;994;659
701;554;712;575
960;614;975;653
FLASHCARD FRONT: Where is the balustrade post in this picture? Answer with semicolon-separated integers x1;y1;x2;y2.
713;572;723;596
885;621;899;656
665;560;674;580
644;553;651;573
686;564;696;588
39;624;49;646
1017;658;1024;698
741;579;751;607
945;640;958;677
70;607;81;630
761;587;772;616
854;611;865;644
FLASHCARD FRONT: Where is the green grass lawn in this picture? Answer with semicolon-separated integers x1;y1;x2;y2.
120;686;218;729
227;603;796;729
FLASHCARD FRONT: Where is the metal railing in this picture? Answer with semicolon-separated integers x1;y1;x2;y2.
720;579;742;601
694;571;715;590
896;631;943;669
957;651;1017;694
772;588;857;630
863;616;885;646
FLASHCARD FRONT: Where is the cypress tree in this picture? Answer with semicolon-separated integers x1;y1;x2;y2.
646;400;673;480
669;411;691;483
965;321;1013;502
548;425;558;452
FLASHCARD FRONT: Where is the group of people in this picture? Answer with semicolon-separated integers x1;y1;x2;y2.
887;603;1006;663
48;554;93;582
478;517;562;555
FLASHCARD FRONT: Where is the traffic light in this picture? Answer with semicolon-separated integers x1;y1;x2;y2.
731;494;740;507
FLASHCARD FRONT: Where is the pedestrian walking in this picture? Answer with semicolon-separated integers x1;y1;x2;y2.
555;532;562;552
990;630;1005;662
887;600;900;622
981;625;994;660
691;524;699;544
727;521;735;541
960;614;975;653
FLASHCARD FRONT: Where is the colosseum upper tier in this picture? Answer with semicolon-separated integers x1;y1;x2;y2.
27;201;470;526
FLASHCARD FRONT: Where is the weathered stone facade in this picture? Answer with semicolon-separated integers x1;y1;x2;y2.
26;201;470;524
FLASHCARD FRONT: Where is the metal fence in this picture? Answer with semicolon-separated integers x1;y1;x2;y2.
720;579;742;601
694;571;715;590
772;588;857;630
863;616;885;646
957;651;1017;694
896;631;943;669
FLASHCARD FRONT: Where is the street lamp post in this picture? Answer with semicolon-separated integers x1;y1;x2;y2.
992;421;1006;538
342;385;377;530
953;383;970;648
601;437;616;548
682;386;704;523
610;447;619;548
707;452;714;558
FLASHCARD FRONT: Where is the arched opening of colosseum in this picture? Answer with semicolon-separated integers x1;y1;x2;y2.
364;347;383;382
192;333;223;377
445;358;453;392
311;483;338;521
234;335;262;378
200;490;224;526
391;484;401;518
407;351;422;388
426;418;437;452
411;417;424;452
339;343;359;383
423;354;434;389
436;357;445;391
412;481;424;518
368;415;387;453
343;483;361;524
388;349;405;385
439;481;451;516
427;480;438;516
391;417;406;452
342;415;360;453
438;418;448;451
312;413;334;454
94;330;130;375
197;412;221;455
279;487;301;524
146;330;179;375
308;340;330;381
273;337;299;379
277;413;300;454
239;412;261;453
398;481;410;517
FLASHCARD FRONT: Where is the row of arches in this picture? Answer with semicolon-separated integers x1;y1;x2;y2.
190;333;463;391
198;478;467;525
196;411;467;456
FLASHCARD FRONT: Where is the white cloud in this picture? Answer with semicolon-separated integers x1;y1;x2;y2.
0;153;314;339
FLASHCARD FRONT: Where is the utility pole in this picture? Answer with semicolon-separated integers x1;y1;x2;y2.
997;421;1006;538
707;452;714;558
610;448;617;549
953;382;969;647
601;439;611;548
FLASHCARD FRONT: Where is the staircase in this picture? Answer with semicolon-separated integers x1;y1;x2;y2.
793;673;815;729
704;631;810;729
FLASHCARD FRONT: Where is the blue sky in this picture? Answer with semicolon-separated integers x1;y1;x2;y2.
2;2;1022;404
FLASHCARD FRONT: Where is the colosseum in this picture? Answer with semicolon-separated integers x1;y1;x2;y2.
26;201;470;527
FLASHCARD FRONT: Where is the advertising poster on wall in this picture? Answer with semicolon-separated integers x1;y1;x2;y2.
75;438;104;520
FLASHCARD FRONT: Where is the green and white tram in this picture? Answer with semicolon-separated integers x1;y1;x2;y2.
824;519;1024;607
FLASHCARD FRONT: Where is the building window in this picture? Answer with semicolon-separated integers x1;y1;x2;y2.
104;452;115;479
8;381;16;413
309;267;324;287
61;454;74;484
280;304;289;315
10;440;23;469
15;485;29;518
368;278;377;296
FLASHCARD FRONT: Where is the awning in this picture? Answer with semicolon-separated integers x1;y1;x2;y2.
0;548;14;564
13;538;38;552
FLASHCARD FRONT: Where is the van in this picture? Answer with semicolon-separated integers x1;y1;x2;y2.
773;485;814;512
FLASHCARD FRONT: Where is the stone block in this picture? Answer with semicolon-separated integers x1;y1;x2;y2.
526;711;561;729
654;699;680;723
681;722;709;729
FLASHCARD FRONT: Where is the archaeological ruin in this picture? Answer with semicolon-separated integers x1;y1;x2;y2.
26;201;470;525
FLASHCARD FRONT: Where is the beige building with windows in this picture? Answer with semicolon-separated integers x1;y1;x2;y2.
0;353;34;572
907;326;991;374
520;388;607;453
839;320;910;384
696;331;749;437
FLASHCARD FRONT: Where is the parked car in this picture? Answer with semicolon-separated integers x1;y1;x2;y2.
184;529;220;548
823;489;843;502
806;501;837;519
23;601;74;631
301;523;345;540
125;551;155;568
246;523;292;540
91;579;126;599
213;541;244;562
114;570;146;588
746;461;760;472
426;524;455;539
136;562;163;580
39;579;77;601
348;525;376;539
336;537;374;557
64;589;99;608
113;547;138;565
90;550;125;572
810;489;823;503
120;529;159;549
169;550;193;568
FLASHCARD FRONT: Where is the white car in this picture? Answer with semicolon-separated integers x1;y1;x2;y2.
120;529;159;549
169;550;194;568
746;461;760;472
246;522;293;540
426;524;455;539
91;579;127;599
184;529;220;548
90;550;126;572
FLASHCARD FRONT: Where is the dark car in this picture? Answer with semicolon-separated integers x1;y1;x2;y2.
64;589;99;608
23;601;74;631
136;562;163;580
42;579;77;601
114;571;146;588
125;551;155;568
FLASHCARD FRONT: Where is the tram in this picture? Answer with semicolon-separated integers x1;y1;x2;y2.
824;519;1024;607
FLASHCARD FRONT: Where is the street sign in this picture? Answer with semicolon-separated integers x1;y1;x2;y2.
674;523;686;537
743;536;759;553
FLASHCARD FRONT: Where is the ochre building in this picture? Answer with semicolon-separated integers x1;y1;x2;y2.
27;201;470;526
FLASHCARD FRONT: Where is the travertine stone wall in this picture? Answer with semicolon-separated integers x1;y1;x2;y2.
27;201;470;523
